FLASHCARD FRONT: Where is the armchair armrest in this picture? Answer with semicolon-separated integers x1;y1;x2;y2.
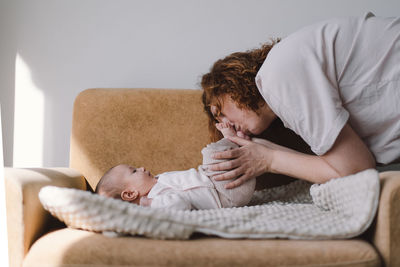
371;171;400;267
5;167;86;267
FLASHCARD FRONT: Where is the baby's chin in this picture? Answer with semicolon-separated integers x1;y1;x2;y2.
146;172;155;179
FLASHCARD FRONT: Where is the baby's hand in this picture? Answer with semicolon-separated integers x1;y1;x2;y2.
216;122;237;138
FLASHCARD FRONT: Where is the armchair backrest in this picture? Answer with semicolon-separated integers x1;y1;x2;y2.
70;88;211;190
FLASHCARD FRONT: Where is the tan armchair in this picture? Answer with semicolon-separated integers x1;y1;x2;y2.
5;88;400;266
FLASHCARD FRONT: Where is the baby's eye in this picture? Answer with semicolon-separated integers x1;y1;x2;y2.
132;168;136;173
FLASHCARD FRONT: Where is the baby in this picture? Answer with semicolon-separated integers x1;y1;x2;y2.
95;122;256;210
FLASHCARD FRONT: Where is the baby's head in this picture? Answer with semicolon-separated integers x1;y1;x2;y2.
95;164;157;204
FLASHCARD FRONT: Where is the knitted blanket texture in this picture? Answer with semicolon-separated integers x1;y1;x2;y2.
39;168;379;240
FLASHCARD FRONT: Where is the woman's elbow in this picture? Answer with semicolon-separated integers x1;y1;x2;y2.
321;152;376;180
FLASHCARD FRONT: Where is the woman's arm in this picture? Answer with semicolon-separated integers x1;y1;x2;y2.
318;123;376;177
211;123;376;188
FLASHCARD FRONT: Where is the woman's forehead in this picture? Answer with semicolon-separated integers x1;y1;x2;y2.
210;94;229;110
210;94;239;116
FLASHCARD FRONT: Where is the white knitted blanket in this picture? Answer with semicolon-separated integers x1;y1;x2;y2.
39;169;379;240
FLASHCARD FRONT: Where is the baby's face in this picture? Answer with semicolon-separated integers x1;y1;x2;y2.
112;164;155;187
106;164;156;200
99;164;157;204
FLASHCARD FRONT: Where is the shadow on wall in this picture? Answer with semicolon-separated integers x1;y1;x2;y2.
11;2;104;167
0;59;16;167
12;1;220;167
0;0;17;167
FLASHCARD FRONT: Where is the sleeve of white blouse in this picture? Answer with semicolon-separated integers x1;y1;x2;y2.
150;193;192;210
255;30;349;156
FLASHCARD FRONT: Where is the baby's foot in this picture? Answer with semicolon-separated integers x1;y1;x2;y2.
216;122;237;138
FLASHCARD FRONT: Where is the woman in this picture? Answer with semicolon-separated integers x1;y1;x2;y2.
201;12;400;189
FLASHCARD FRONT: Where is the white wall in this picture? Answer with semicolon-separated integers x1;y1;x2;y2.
1;0;400;167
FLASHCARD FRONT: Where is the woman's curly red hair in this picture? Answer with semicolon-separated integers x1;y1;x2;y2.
201;39;280;141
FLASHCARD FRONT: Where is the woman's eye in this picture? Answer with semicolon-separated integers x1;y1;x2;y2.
132;169;136;173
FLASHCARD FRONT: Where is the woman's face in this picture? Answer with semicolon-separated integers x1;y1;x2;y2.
210;95;277;136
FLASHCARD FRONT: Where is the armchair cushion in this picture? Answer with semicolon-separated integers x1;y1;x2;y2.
23;228;381;267
5;167;86;267
370;171;400;266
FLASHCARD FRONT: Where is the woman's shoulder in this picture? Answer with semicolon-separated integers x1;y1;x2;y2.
256;31;313;85
262;14;366;64
257;17;349;81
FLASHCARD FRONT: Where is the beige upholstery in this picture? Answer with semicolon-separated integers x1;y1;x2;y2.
5;168;86;267
70;88;211;190
5;88;400;266
371;171;400;266
24;228;380;267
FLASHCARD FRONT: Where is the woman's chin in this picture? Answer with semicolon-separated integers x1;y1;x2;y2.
248;129;261;136
251;123;271;135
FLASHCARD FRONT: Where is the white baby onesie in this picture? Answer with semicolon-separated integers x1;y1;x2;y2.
147;138;256;210
148;168;223;210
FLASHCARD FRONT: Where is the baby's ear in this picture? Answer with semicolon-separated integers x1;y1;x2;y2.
121;190;139;202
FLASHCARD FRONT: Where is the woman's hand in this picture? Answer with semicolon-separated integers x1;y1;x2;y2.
210;136;274;189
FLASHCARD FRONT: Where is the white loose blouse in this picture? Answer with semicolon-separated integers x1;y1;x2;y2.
256;12;400;164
